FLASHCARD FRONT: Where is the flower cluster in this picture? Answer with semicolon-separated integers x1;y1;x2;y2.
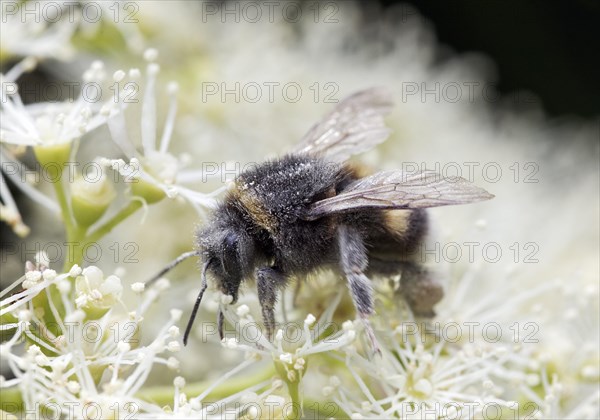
1;255;182;417
1;1;598;419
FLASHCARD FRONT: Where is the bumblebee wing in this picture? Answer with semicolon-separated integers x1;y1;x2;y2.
291;87;394;162
305;170;494;220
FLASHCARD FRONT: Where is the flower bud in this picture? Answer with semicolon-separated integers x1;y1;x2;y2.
70;174;116;227
33;143;71;181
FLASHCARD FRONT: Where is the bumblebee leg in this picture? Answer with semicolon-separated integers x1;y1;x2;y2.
366;258;443;317
217;308;225;340
400;263;444;317
256;267;285;341
338;225;380;355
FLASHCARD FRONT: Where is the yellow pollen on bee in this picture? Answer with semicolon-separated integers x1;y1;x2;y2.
232;182;278;233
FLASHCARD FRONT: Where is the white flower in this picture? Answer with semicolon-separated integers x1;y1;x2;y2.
74;266;123;317
334;327;535;419
0;59;60;236
0;264;196;418
0;1;147;61
215;287;357;388
0;58;136;236
1;2;598;417
0;60;119;147
103;49;224;212
0;2;77;60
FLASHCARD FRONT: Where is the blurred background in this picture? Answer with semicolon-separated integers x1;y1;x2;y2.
1;0;599;404
2;1;599;249
0;0;600;418
2;0;599;326
381;0;600;118
3;0;600;235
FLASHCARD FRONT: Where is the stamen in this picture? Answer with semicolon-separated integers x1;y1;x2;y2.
141;64;159;154
159;82;179;154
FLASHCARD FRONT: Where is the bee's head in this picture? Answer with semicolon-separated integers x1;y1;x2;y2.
197;221;255;303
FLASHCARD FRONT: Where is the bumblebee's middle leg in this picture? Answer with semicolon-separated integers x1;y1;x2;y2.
256;267;286;340
338;225;380;354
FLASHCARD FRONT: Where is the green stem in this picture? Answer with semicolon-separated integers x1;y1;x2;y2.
286;379;302;420
274;361;303;420
62;225;88;272
135;366;275;407
50;166;91;272
1;367;274;416
0;385;346;419
85;201;142;246
303;399;347;420
52;175;74;240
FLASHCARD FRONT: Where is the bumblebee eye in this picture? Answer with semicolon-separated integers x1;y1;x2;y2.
220;232;239;275
223;232;238;251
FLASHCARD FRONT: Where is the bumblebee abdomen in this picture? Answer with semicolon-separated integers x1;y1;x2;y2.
365;208;429;263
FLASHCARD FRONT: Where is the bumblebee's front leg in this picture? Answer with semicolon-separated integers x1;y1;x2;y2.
217;309;225;340
338;225;380;354
256;266;286;340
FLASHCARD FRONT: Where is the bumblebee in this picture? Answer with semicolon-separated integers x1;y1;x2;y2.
148;88;493;351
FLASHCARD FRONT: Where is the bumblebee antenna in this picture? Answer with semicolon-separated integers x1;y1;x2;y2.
145;251;200;287
183;259;211;346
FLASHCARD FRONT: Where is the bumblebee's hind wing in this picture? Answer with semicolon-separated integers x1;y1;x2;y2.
304;170;494;220
291;87;393;163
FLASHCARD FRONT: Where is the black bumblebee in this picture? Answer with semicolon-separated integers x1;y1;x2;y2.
148;88;493;351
